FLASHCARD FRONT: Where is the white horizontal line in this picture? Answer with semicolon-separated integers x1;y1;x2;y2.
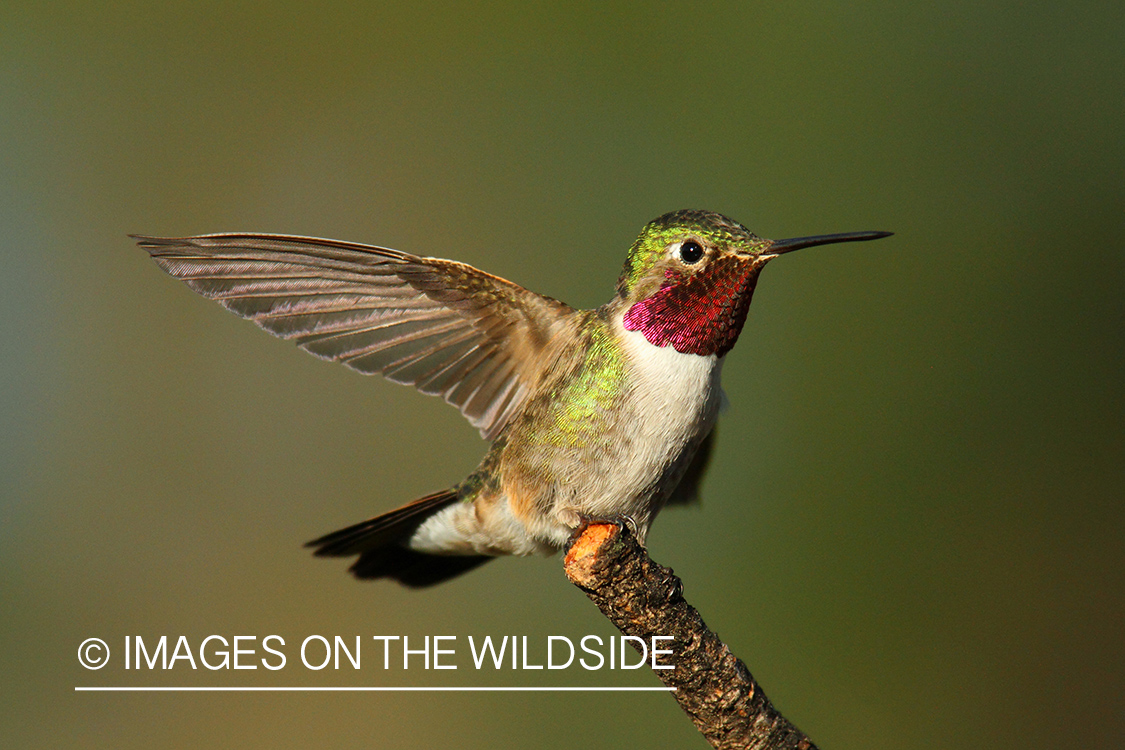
75;686;675;692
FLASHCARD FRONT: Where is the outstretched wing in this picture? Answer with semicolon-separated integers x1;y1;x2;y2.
136;233;577;440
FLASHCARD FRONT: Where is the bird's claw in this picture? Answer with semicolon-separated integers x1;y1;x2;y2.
659;567;684;601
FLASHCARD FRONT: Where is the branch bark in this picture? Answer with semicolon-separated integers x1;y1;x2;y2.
563;523;818;750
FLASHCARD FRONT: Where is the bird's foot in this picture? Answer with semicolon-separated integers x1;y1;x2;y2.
657;566;684;602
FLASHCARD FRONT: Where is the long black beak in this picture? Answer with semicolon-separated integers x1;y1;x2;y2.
767;230;893;256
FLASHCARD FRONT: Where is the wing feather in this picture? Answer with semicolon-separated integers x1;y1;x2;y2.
135;233;577;440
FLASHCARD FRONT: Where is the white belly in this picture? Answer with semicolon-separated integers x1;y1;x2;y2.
411;315;726;556
538;315;725;544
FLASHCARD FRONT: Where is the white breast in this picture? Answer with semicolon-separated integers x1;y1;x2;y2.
416;313;728;556
617;323;724;446
564;312;724;535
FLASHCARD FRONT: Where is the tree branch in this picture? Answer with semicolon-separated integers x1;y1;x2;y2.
563;523;818;750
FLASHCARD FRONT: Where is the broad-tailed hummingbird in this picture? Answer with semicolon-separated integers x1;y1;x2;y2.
137;210;890;586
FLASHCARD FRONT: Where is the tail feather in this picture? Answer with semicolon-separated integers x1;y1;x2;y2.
307;489;461;557
351;547;492;588
306;488;491;587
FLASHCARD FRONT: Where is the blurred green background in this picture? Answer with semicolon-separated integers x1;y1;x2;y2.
3;1;1123;748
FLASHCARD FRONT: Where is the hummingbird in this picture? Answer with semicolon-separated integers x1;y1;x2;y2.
136;210;890;587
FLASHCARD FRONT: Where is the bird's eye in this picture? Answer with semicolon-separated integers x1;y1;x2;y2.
678;240;704;264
